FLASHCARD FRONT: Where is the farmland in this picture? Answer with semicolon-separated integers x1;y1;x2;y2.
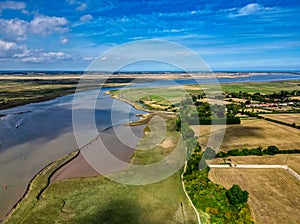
209;168;300;224
259;113;300;126
219;80;300;94
211;154;300;174
191;118;300;152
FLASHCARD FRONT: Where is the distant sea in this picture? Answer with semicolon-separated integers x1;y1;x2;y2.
0;71;299;84
118;73;300;89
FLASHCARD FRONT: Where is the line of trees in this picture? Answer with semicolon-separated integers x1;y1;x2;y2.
217;145;300;158
176;111;253;223
225;90;300;102
180;98;241;125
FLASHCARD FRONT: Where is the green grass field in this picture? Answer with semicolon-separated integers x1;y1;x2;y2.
132;114;180;165
6;173;196;224
110;80;300;112
110;87;189;111
219;80;300;94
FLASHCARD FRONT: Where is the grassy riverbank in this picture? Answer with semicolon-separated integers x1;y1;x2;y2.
3;150;79;223
3;114;198;224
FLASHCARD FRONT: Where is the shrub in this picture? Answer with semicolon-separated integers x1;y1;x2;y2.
226;185;249;206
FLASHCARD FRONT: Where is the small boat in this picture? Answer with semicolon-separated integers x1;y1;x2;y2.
3;184;8;190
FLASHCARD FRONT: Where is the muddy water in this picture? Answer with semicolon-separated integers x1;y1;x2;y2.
0;88;146;219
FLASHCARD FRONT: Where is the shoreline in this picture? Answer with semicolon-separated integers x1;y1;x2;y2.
0;83;129;112
1;78;299;115
106;90;152;113
1;90;149;222
1;150;80;223
2;126;147;223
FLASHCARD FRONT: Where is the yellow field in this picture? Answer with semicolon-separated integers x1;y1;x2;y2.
260;113;300;126
209;168;300;224
244;108;271;113
285;154;300;174
211;154;300;173
225;98;248;103
191;118;300;151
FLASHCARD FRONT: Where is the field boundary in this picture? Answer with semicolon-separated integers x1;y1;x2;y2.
208;164;300;181
257;114;300;129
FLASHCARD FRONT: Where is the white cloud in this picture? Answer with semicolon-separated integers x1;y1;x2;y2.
20;51;71;63
43;51;71;59
0;15;69;42
238;3;263;16
0;18;28;41
76;3;87;11
230;3;273;17
0;1;26;13
66;0;88;11
60;38;69;44
0;39;27;58
83;56;97;61
0;39;71;62
162;29;184;33
0;40;16;51
80;14;93;23
30;15;69;36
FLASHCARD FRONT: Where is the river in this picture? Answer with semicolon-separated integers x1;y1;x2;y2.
0;88;146;219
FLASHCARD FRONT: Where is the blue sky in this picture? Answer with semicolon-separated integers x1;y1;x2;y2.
0;0;299;71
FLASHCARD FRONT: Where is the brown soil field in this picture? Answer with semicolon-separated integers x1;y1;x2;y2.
191;118;300;151
209;168;300;224
260;113;300;125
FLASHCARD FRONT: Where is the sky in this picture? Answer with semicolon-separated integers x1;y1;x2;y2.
0;0;300;71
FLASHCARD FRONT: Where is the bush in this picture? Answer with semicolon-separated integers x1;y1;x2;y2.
263;145;279;155
226;185;249;206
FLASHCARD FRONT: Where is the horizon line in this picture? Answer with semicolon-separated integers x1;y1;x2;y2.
0;70;300;74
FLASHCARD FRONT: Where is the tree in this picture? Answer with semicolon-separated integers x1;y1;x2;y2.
226;185;249;206
263;145;279;155
192;95;197;102
175;117;181;131
203;147;216;160
216;151;227;158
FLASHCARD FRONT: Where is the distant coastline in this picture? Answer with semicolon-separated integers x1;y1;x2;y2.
0;72;299;112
